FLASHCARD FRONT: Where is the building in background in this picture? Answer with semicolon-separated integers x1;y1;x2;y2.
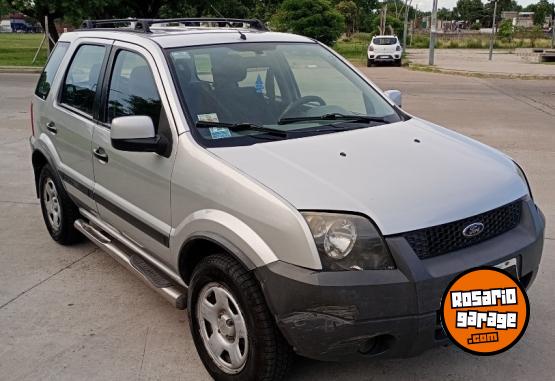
501;11;535;28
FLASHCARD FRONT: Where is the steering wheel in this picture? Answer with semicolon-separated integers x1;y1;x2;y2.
279;95;326;119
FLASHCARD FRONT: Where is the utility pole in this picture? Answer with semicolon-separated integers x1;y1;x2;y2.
403;0;412;49
488;0;498;61
428;0;438;65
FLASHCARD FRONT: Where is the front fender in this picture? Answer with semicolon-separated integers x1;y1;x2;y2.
172;209;279;271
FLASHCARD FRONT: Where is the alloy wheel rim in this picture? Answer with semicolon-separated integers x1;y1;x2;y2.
196;282;248;374
43;178;62;232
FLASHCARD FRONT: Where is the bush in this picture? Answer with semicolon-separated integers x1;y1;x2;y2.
409;35;431;48
498;19;514;41
271;0;345;45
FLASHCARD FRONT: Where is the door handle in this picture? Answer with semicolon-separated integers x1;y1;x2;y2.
93;147;109;163
46;121;57;134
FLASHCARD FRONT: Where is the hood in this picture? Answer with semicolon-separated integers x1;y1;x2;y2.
209;119;528;235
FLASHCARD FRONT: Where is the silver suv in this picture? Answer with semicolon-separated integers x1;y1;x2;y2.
30;18;545;380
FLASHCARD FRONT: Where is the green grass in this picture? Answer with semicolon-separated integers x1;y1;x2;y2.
409;34;553;49
0;33;48;66
333;33;372;64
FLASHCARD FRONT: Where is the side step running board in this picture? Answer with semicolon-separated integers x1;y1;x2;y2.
75;219;187;309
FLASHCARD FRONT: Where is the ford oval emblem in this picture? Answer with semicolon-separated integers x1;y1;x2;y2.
462;222;485;237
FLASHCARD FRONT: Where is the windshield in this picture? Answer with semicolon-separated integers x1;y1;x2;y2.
373;37;397;45
168;42;403;146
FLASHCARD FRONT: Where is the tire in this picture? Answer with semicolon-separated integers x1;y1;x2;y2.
38;164;82;245
367;58;373;67
395;59;402;67
188;254;292;381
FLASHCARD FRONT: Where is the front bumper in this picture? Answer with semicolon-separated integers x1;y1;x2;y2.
255;199;545;361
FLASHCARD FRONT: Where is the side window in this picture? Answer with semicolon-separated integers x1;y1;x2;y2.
60;44;106;115
35;42;70;100
106;50;162;130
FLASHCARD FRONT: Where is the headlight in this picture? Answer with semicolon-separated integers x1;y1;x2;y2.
513;161;533;199
302;212;396;271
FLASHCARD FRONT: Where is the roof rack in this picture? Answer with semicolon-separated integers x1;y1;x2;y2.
80;18;268;33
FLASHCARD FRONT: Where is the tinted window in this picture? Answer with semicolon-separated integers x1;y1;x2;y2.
372;37;397;45
35;42;70;100
106;50;161;129
60;44;106;115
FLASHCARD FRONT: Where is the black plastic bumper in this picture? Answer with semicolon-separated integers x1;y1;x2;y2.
254;199;545;361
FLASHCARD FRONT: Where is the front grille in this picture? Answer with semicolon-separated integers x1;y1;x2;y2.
402;200;522;259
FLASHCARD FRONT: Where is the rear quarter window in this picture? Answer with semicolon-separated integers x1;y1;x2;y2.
35;42;70;100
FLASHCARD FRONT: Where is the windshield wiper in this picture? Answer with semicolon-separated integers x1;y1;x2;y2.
195;121;288;138
278;113;390;125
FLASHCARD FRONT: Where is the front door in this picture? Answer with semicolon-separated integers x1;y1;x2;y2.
91;42;177;261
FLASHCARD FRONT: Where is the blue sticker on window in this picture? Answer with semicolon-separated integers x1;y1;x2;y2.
255;74;264;94
209;127;232;139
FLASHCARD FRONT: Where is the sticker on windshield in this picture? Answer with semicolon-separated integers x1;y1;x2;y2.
197;113;219;123
209;127;232;139
255;74;264;94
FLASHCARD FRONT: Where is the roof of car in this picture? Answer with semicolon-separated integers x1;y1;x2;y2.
373;35;397;38
59;28;316;49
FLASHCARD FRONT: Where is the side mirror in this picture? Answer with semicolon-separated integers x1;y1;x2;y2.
111;116;167;155
384;90;402;108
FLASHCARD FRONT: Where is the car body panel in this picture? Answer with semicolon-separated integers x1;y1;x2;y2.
209;117;528;236
170;133;321;270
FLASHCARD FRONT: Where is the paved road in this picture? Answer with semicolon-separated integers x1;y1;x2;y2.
0;70;553;380
407;49;555;78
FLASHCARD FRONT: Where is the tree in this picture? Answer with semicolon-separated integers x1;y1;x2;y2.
525;0;553;26
454;0;484;24
336;0;358;36
497;18;514;40
482;0;519;27
437;7;454;20
271;0;345;45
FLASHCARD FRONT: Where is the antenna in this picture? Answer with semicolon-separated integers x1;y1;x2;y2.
210;3;247;40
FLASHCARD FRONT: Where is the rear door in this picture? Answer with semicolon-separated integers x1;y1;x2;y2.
91;41;177;262
47;39;112;210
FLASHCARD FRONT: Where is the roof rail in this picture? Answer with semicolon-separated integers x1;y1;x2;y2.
80;18;268;33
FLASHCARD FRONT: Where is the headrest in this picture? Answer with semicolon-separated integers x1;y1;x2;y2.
174;57;193;85
212;54;247;87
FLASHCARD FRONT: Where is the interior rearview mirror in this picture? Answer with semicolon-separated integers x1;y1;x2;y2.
111;115;167;155
384;90;402;108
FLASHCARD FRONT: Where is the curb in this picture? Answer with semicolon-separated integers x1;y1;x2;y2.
0;66;42;73
408;64;555;80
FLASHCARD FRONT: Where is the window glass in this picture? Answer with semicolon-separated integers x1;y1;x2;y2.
169;43;401;147
60;44;106;115
373;37;397;45
106;50;161;129
282;46;366;115
35;42;70;100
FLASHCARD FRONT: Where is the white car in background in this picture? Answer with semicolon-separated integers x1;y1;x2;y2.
367;35;402;67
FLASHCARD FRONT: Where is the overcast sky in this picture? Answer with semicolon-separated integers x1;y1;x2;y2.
412;0;539;12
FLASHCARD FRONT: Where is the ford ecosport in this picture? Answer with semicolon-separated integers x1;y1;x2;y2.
30;18;545;381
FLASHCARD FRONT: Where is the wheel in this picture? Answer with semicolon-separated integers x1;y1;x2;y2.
367;59;373;67
395;59;402;67
188;254;292;381
38;164;82;245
